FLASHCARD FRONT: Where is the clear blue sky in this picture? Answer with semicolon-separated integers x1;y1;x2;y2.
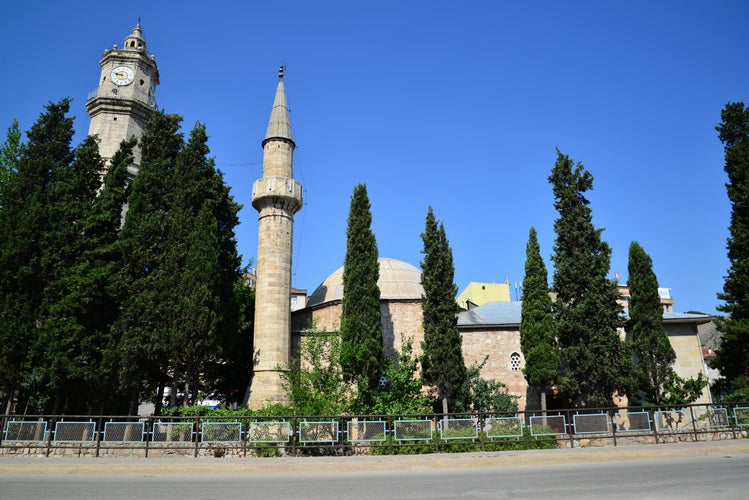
4;1;748;314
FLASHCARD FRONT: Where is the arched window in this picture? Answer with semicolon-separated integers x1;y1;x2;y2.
510;352;521;371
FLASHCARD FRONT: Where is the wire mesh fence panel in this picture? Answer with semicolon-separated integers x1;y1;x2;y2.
529;415;566;436
439;418;478;440
201;422;242;443
615;411;651;432
298;421;338;443
393;419;433;441
573;413;610;435
485;416;523;439
693;408;730;429
4;421;47;442
655;410;692;432
346;420;387;443
53;421;96;442
152;422;193;442
734;407;749;427
248;421;291;443
103;422;144;442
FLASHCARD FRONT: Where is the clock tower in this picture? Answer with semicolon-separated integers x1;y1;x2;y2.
86;23;159;177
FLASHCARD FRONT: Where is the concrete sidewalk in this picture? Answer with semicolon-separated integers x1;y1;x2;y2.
2;440;748;475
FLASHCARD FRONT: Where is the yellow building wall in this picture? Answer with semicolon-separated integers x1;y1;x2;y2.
457;282;511;309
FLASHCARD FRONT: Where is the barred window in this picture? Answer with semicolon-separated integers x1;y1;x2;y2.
510;352;521;371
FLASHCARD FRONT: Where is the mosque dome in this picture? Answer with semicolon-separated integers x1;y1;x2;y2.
306;258;424;308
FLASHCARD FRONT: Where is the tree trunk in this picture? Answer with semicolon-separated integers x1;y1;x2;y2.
170;367;180;407
4;385;15;415
128;386;139;416
540;389;548;427
183;378;191;408
441;393;449;431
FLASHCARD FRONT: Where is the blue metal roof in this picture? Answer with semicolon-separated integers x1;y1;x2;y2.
457;301;713;327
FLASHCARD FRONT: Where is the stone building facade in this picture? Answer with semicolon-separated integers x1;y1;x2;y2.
291;258;713;412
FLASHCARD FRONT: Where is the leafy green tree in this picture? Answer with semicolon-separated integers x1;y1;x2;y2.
519;227;559;413
420;206;466;414
282;329;356;416
714;102;749;402
0;100;74;413
204;274;255;408
339;183;383;407
456;357;519;414
370;336;433;415
627;241;705;405
549;149;630;407
0;118;22;207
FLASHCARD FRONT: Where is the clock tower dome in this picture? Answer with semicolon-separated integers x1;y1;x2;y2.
86;23;159;177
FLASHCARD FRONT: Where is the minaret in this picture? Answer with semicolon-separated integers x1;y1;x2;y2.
247;66;304;408
86;23;159;177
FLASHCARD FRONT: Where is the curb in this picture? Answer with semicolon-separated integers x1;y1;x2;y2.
2;440;748;475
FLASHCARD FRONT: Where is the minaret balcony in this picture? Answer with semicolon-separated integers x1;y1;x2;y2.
252;176;303;213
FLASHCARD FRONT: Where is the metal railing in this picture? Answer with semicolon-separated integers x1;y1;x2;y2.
1;402;747;458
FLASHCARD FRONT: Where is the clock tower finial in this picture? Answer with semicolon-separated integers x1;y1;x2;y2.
86;24;159;177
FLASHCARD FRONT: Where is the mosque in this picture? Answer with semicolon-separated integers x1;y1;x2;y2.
88;25;714;412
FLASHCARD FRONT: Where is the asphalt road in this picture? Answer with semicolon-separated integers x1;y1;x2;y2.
2;440;749;499
1;454;748;499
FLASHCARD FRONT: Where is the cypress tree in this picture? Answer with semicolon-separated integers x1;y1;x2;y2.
519;227;558;413
549;149;630;407
420;206;466;414
339;183;383;406
0;100;74;412
165;123;239;406
0;119;22;208
714;102;749;401
627;241;676;405
114;111;183;413
37;134;108;413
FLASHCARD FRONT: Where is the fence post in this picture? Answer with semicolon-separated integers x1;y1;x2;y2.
144;417;151;459
45;416;54;457
292;414;298;457
652;408;660;444
434;414;440;453
388;415;393;455
241;416;247;458
689;405;699;442
193;418;200;458
95;416;103;458
478;412;485;452
567;409;574;448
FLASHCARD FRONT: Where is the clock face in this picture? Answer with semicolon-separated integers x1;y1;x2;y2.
111;66;135;86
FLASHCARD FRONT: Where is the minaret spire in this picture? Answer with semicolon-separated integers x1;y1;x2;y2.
264;65;293;146
247;67;304;408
